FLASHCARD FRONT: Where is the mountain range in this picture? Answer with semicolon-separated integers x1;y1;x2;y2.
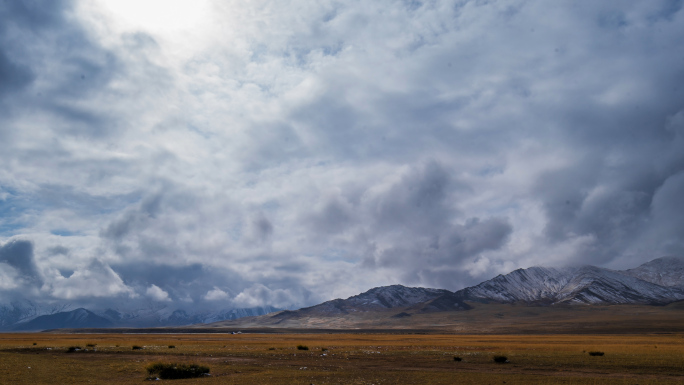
207;256;684;330
0;302;279;331
6;256;684;331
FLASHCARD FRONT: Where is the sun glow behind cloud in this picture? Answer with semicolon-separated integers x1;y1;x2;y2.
80;0;219;64
93;0;210;34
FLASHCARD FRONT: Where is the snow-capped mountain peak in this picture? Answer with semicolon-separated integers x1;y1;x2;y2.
456;261;684;305
621;256;684;288
344;285;451;309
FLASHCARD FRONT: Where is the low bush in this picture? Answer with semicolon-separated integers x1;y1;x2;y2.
168;345;176;349
588;351;605;356
146;362;210;380
268;347;276;350
453;356;462;362
32;342;37;346
493;355;509;363
86;343;96;348
296;345;309;351
66;346;82;353
132;345;143;350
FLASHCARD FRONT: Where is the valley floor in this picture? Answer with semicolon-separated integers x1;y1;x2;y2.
0;333;683;384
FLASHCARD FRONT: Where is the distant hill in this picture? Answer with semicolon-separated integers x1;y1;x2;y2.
0;304;280;331
266;285;471;326
13;308;112;331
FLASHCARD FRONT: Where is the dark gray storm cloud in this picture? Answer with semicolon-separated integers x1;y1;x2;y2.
0;0;683;309
0;0;122;132
0;240;40;283
110;262;248;307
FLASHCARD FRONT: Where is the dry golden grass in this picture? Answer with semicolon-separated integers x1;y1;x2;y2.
1;333;683;384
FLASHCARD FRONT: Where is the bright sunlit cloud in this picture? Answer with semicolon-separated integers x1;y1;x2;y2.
93;0;211;35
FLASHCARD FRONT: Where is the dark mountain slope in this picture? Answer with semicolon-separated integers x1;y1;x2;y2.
13;308;113;331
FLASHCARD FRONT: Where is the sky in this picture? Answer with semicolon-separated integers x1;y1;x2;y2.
0;0;683;311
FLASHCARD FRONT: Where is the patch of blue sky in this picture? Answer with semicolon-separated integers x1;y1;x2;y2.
228;224;242;242
50;229;80;237
650;0;683;22
476;165;505;177
34;185;142;216
260;200;280;211
0;185;142;237
486;202;521;218
321;248;354;262
320;42;343;57
0;191;32;236
597;11;629;29
187;123;212;140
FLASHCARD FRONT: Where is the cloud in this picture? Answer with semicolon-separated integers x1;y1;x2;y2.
203;287;229;302
233;284;298;309
145;284;171;302
48;260;136;300
0;239;40;283
1;0;684;310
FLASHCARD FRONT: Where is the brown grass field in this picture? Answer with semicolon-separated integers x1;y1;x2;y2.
1;332;683;384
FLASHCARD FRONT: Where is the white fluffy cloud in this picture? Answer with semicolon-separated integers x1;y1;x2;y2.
48;260;136;300
233;283;299;309
145;284;171;302
203;287;230;302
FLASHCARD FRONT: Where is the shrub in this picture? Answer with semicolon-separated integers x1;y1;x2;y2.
453;356;462;362
493;355;508;363
168;345;176;349
86;343;96;348
66;346;82;353
146;362;210;380
296;345;309;351
132;345;143;350
588;351;605;356
268;347;276;350
321;348;328;351
32;342;37;346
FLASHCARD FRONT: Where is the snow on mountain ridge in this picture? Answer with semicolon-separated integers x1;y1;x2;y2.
621;256;684;288
344;285;450;309
458;262;684;305
458;266;577;303
287;285;454;317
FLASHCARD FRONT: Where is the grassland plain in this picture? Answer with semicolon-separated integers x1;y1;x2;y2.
0;333;683;384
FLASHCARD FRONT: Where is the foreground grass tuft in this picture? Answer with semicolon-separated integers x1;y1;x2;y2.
146;362;210;379
493;355;508;363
